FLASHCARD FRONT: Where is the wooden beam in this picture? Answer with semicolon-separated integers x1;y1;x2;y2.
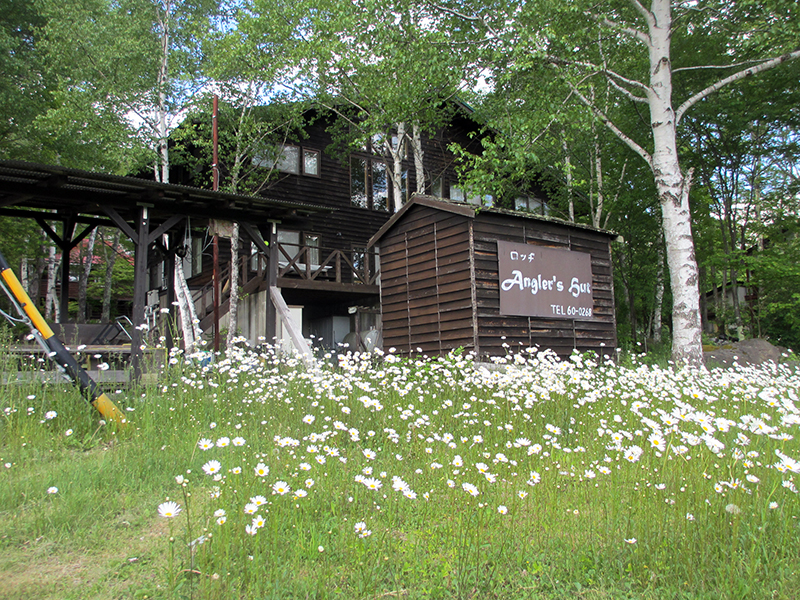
147;214;185;246
101;205;137;243
276;278;380;294
240;222;270;257
269;286;314;364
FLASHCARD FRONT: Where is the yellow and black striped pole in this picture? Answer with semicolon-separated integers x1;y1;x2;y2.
0;249;126;426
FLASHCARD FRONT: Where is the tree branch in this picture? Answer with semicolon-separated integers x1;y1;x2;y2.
676;48;800;125
544;55;650;92
607;76;650;103
566;77;653;169
424;2;501;40
586;12;650;46
627;0;656;29
673;59;774;73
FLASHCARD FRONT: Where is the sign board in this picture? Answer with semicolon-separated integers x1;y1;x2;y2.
498;241;595;320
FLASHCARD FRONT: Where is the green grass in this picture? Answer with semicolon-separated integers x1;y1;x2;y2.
1;341;800;599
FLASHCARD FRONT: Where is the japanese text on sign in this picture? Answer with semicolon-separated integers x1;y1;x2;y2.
497;241;595;319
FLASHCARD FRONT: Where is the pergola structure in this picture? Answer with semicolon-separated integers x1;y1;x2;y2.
0;160;327;377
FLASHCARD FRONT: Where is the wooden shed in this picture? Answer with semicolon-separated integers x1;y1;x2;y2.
368;195;619;359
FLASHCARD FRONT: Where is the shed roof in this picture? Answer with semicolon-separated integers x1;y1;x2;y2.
368;194;619;249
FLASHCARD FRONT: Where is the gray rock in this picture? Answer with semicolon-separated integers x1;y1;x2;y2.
703;338;789;367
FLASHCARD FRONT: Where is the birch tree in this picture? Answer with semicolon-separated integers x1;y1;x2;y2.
432;0;800;365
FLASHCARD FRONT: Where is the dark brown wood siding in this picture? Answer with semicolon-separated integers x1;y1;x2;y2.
374;197;617;360
471;212;616;358
260;113;482;256
379;205;475;355
259;118;392;253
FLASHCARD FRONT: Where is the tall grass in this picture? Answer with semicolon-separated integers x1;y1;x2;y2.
2;336;800;599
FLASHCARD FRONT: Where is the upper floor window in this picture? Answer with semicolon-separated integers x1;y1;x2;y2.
450;184;493;207
515;195;549;215
275;145;300;173
277;230;322;265
253;145;320;176
351;157;390;212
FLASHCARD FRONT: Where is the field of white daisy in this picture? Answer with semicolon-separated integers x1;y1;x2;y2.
1;336;800;599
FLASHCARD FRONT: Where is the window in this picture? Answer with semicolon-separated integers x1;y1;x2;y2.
515;195;549;215
351;157;390;211
278;230;323;266
367;133;406;157
450;184;493;207
431;176;443;197
253;145;320;176
276;146;300;173
181;235;204;277
191;236;204;277
303;149;320;176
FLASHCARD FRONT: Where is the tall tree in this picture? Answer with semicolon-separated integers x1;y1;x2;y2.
429;0;800;365
37;0;218;175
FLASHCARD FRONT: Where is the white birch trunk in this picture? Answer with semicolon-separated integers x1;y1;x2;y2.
155;0;198;351
647;0;702;366
593;127;604;229
389;122;407;212
653;237;665;344
19;258;28;294
227;223;240;349
156;1;171;185
45;246;59;322
561;134;574;222
77;227;97;322
174;258;201;352
413;122;425;194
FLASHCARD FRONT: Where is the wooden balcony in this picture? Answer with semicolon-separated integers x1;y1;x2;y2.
194;242;380;333
275;242;380;292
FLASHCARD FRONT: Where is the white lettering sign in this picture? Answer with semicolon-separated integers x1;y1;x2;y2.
497;241;595;319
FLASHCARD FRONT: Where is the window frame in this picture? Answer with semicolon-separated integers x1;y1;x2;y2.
253;144;321;177
350;156;392;212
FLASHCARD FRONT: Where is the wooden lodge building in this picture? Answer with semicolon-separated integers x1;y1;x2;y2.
177;106;617;359
0;105;617;367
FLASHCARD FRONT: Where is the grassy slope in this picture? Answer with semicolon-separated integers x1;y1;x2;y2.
1;345;800;599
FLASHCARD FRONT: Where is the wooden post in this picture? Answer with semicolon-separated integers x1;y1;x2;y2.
213;234;220;351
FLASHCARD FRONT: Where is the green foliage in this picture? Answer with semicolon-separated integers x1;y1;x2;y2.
170;96;313;194
750;216;800;349
0;0;51;161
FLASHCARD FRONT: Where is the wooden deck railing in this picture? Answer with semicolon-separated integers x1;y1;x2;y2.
192;242;380;332
275;242;380;286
